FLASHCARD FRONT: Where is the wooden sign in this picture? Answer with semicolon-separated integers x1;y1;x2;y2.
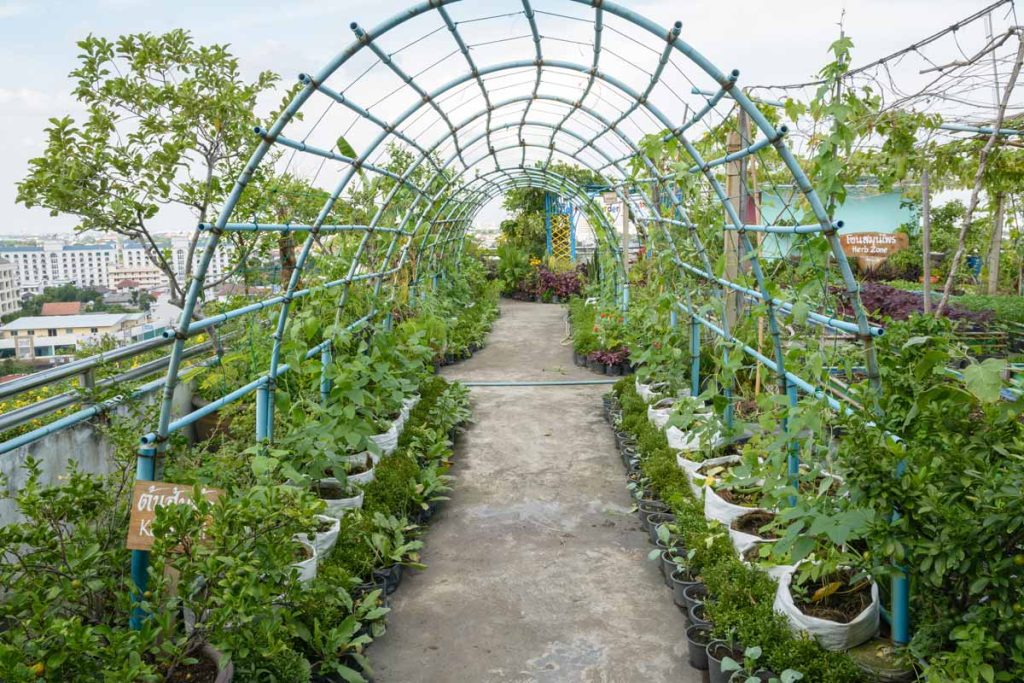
839;232;909;269
126;481;223;551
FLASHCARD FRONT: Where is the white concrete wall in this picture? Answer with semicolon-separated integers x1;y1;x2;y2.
1;381;196;525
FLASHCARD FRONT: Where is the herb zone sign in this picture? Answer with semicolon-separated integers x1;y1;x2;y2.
126;481;223;551
839;231;909;269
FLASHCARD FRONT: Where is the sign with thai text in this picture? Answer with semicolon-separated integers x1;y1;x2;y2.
839;232;909;269
126;481;223;551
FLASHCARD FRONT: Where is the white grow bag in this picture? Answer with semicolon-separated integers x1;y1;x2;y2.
321;484;364;518
291;536;318;585
647;397;677;430
686;454;741;499
704;485;770;526
635;378;668;404
773;565;880;651
370;422;400;456
310;514;341;557
666;418;718;452
728;526;764;557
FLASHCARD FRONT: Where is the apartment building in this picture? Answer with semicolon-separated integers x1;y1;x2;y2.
0;238;236;295
0;259;19;317
0;312;154;365
0;242;116;295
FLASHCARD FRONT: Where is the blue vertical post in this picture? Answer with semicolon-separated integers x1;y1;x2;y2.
690;316;700;397
570;205;578;262
130;444;156;630
544;192;553;256
255;384;270;442
786;382;801;507
670;309;678;329
892;458;910;644
266;381;276;442
320;343;332;405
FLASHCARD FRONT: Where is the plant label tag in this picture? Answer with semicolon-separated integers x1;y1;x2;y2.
126;481;223;551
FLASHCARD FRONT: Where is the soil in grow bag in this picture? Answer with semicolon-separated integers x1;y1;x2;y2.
799;474;843;496
794;567;872;623
713;483;762;507
742;543;776;564
313;480;359;501
294;543;313;563
166;649;221;683
731;511;779;539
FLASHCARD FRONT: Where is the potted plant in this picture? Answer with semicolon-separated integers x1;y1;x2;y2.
702;457;770;525
729;510;779;556
344;451;376;487
773;560;879;651
721;646;804;683
307;514;341;557
365;513;426;595
686;624;713;671
706;639;746;683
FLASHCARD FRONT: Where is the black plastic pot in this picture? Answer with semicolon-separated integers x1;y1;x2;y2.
686;624;712;671
353;575;389;607
646;512;676;545
587;358;603;372
689;603;712;630
682;583;709;614
707;640;744;683
625;456;642;476
373;564;404;595
613;430;632;452
660;550;680;587
671;569;701;609
637;500;669;530
605;362;623;377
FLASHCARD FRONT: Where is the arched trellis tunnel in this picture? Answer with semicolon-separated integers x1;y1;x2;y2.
131;0;887;634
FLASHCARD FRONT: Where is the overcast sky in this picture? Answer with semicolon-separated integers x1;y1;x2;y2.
0;0;1007;236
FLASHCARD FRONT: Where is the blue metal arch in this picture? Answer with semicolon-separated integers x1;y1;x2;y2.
130;0;886;628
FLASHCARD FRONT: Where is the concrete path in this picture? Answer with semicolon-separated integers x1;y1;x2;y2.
372;300;695;682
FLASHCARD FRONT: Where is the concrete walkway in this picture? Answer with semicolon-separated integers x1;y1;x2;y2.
373;300;695;682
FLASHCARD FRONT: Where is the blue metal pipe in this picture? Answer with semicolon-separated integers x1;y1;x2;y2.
690;86;785;108
199;222;411;235
129;443;156;630
674;259;884;337
722;221;843;235
677;301;844;412
939;122;1024;136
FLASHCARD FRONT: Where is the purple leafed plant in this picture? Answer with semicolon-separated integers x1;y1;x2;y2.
839;283;993;327
535;266;584;298
587;347;630;365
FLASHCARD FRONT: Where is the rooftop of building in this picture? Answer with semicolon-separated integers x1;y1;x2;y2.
0;312;146;331
39;302;84;316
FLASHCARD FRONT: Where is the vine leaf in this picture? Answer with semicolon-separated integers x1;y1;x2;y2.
963;358;1007;403
335;135;357;159
336;135;365;180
